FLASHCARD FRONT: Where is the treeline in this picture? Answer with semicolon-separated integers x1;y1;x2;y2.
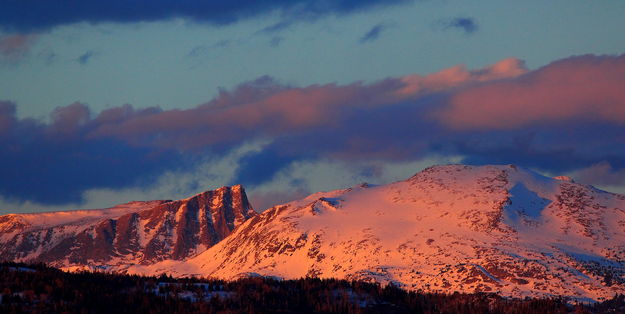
0;262;623;313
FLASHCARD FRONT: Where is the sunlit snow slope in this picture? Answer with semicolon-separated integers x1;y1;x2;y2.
133;165;625;301
0;185;255;268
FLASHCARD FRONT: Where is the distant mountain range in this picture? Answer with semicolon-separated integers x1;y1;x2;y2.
2;165;624;301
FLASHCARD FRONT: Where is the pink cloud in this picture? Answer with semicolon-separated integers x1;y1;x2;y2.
87;80;399;148
436;54;625;129
85;58;529;150
12;54;624;156
395;58;527;97
0;34;37;63
3;53;625;206
49;102;91;137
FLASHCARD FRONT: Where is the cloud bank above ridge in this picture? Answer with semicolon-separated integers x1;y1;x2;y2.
2;53;625;209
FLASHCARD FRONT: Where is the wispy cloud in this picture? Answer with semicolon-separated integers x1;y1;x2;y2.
575;162;625;187
76;50;97;65
38;48;57;65
359;23;389;43
440;17;478;35
256;21;294;35
187;40;232;58
269;37;284;47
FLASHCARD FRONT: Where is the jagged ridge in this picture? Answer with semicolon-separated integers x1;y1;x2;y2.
0;185;256;268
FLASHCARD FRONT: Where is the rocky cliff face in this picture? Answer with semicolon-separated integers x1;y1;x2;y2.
0;185;256;268
132;165;625;301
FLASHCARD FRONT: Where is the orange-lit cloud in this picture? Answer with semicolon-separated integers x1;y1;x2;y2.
436;54;625;129
86;59;529;150
396;58;527;97
2;54;625;206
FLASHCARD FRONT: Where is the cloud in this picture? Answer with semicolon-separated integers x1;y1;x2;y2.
187;40;232;58
257;21;294;35
38;48;57;65
0;102;185;205
0;140;266;214
396;58;527;96
86;60;528;152
269;37;284;47
245;156;461;211
49;102;91;135
436;54;625;129
441;17;478;34
0;0;412;32
0;34;37;63
248;189;309;212
0;101;17;135
359;23;388;43
76;50;97;65
2;53;625;209
574;162;625;187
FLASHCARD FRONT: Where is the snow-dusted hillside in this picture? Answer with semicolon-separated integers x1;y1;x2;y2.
130;165;625;301
0;185;256;268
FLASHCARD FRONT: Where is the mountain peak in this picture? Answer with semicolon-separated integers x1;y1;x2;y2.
416;163;527;174
0;185;256;267
186;184;242;197
553;175;575;182
139;164;625;301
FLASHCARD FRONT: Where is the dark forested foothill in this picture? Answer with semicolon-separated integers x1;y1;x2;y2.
0;262;623;313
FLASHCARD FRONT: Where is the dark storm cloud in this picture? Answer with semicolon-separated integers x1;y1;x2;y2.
0;0;412;32
2;53;625;205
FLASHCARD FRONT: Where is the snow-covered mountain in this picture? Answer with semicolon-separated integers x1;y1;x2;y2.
0;185;256;268
2;165;624;301
129;165;625;301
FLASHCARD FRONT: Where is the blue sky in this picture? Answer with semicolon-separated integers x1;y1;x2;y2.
1;0;625;213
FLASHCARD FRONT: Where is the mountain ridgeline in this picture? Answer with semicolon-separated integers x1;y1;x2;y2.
1;165;625;302
0;185;255;267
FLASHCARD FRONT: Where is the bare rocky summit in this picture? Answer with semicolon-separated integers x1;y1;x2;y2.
0;185;255;268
